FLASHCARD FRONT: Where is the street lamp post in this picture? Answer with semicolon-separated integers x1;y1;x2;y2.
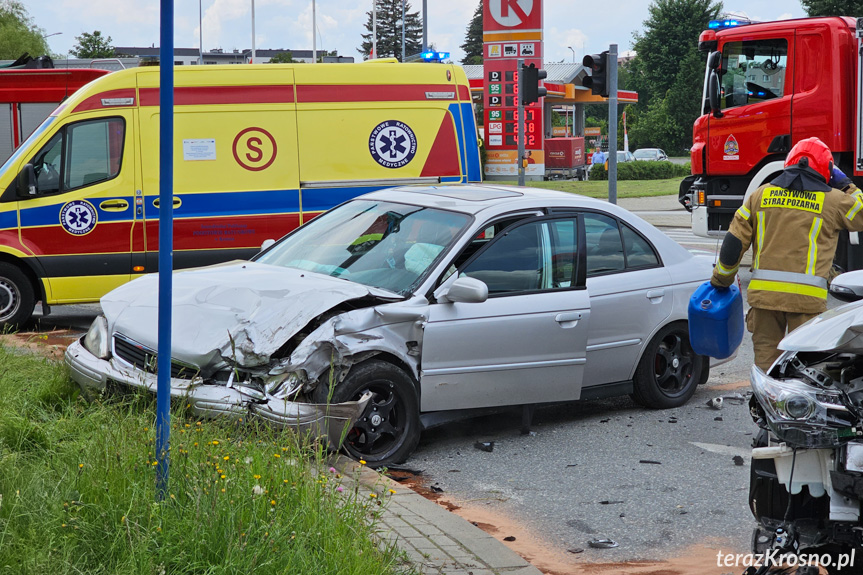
568;46;575;63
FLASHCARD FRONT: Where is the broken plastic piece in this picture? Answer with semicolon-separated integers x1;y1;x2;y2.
474;441;494;452
588;538;619;549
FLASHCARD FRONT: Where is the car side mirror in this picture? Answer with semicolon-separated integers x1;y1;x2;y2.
260;238;276;251
439;276;488;304
707;70;723;119
830;270;863;302
16;164;37;197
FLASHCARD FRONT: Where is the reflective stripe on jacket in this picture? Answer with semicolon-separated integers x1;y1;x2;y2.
711;183;863;314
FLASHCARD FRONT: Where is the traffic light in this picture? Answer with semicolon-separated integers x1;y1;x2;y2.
582;51;609;97
521;63;547;105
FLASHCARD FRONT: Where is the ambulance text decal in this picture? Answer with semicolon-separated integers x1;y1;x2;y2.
369;120;417;169
60;200;98;236
760;187;824;214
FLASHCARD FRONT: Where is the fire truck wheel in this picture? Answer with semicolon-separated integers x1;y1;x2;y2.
631;322;702;409
0;263;35;330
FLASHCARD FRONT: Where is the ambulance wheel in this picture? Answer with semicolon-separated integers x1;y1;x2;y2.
631;322;702;409
0;262;35;330
313;360;420;468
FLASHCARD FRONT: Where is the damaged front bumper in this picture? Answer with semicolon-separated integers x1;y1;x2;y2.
65;338;369;448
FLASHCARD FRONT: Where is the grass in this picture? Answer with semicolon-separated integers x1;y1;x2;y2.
0;346;411;575
493;177;682;199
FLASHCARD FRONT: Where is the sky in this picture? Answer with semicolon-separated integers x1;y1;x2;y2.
25;0;808;64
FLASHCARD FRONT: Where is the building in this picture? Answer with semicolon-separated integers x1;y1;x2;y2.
110;47;353;65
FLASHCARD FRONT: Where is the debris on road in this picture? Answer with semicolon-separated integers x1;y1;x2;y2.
504;536;516;541
599;500;624;505
732;455;745;466
588;538;619;549
706;397;724;410
639;460;662;465
474;441;494;453
567;548;585;554
723;393;746;404
714;416;724;421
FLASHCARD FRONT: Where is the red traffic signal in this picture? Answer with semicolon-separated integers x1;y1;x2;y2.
582;52;609;97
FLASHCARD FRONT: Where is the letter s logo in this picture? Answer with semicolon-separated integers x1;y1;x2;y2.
245;137;264;162
232;128;277;171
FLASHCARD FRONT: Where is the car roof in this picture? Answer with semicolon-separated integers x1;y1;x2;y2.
359;183;613;215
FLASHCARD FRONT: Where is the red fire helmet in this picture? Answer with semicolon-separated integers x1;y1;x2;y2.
785;137;833;183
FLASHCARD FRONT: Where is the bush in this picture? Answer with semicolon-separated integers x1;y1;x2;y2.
590;160;691;180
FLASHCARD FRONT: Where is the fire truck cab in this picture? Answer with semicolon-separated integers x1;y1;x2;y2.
680;16;863;268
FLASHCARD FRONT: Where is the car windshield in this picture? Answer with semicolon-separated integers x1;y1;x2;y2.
633;150;655;160
255;199;470;295
617;151;629;162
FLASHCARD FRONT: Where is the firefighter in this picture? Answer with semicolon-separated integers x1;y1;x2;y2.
710;137;863;370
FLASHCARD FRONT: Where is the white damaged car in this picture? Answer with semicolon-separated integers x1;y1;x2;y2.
67;184;720;466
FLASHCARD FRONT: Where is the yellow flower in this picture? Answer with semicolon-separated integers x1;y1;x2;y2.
369;493;377;499
194;442;198;447
212;440;219;446
270;499;276;505
220;474;226;479
169;494;175;499
184;424;190;428
359;460;366;465
254;474;261;480
223;456;230;461
78;463;83;469
221;488;226;493
121;516;125;523
388;489;396;495
273;454;281;458
152;461;158;466
196;422;202;426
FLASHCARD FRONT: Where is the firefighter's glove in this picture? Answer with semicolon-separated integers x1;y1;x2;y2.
829;166;853;190
709;277;729;290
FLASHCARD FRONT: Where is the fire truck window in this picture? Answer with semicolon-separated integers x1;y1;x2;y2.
31;132;63;195
63;118;125;190
719;39;787;110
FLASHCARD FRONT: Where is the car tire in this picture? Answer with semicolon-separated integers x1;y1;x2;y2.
0;262;35;330
631;322;702;409
313;359;420;468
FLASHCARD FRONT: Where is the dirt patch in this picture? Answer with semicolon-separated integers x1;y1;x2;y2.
0;330;79;360
390;468;741;575
707;379;751;391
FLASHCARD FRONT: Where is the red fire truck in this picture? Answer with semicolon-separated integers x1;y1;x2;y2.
679;16;863;266
1;65;107;164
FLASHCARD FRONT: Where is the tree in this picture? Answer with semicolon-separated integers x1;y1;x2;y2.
358;0;422;61
460;1;483;65
268;51;297;63
70;30;113;59
624;0;722;152
0;1;49;60
801;0;863;15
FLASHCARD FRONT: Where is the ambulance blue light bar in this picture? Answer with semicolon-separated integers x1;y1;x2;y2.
708;19;747;29
421;51;450;62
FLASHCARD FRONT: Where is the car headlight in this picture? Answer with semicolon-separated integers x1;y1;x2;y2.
83;316;110;359
750;365;853;448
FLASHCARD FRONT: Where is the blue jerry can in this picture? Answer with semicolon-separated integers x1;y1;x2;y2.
688;281;744;359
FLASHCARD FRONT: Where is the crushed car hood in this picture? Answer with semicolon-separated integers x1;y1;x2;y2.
779;299;863;353
101;261;399;368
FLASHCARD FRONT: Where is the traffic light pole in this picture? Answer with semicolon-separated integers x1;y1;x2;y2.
517;58;525;187
608;44;618;205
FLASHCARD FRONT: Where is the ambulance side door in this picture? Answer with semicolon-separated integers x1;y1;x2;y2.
17;111;137;304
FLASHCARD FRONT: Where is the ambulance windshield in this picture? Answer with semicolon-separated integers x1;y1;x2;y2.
255;199;470;295
0;116;57;176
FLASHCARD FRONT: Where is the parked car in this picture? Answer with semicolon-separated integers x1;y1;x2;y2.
66;184;726;467
633;148;669;161
616;150;636;163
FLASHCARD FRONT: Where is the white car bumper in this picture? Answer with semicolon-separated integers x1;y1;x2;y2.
65;338;369;447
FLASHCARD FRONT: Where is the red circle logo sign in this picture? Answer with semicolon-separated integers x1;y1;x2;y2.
232;127;277;171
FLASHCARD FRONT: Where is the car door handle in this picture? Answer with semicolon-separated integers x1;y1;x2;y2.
152;197;182;209
646;289;665;301
555;312;582;328
99;199;129;211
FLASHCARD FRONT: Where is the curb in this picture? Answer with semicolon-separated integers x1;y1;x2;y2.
333;456;543;575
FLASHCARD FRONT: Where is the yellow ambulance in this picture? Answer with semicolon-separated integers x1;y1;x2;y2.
0;61;482;327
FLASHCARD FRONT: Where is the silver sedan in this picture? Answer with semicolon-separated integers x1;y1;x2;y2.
66;184;721;467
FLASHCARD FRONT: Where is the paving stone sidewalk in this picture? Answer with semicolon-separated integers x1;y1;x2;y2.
334;457;543;575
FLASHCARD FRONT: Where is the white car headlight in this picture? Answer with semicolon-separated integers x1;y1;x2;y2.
83;316;110;359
